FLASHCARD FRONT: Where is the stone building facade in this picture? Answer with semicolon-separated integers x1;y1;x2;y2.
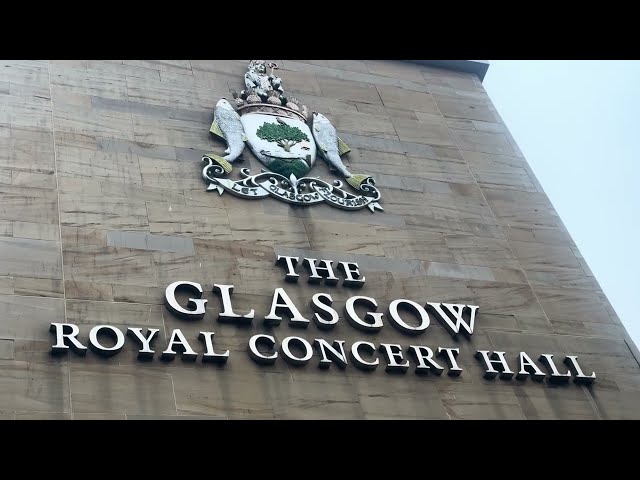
0;59;638;419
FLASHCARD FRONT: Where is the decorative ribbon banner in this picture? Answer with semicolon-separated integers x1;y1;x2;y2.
257;180;324;205
207;177;269;198
202;156;384;213
312;184;383;212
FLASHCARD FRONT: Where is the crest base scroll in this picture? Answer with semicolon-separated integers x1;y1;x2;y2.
202;156;383;213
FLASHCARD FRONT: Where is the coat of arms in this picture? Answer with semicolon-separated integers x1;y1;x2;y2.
201;60;383;212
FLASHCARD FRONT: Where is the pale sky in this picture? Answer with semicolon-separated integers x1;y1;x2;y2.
483;60;640;347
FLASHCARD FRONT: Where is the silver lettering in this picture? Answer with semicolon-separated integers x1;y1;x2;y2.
350;341;379;371
344;295;383;332
516;351;546;381
379;344;409;373
337;261;366;288
264;287;309;327
437;347;464;377
475;350;515;380
127;327;159;359
88;325;125;357
213;284;254;324
409;346;444;375
248;334;278;365
388;299;431;335
564;355;596;385
161;329;198;361
276;255;300;283
310;293;339;329
164;281;207;320
280;336;313;366
50;322;87;355
427;303;478;338
303;258;339;286
198;331;230;364
539;354;572;384
314;339;347;369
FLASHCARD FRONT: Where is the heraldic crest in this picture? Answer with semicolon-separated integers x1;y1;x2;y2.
201;60;383;213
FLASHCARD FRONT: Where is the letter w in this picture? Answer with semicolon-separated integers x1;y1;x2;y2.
426;303;478;338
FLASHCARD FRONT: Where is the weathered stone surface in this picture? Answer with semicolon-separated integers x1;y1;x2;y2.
329;111;398;140
230;212;309;248
514;385;599;420
391;114;456;147
162;69;236;92
437;383;525;420
63;244;159;287
123;60;192;75
0;60;634;419
86;60;162;80
146;201;231;240
65;280;114;301
106;231;195;254
0;185;59;225
53;103;134;141
558;336;638;374
65;299;164;327
0;294;64;341
11;222;59;241
14;277;64;298
139;156;203;191
590;391;640;419
0;237;62;280
316;76;382;105
0;61;50;88
61;226;108;246
152;251;238;287
432;93;500;123
50;65;129;100
0;137;55;175
126;76;226;112
69;364;175;415
131;115;215;150
282;61;430;93
452;129;519;156
57;145;143;185
0;340;14;360
172;365;283;419
533;286;612;325
0;361;70;413
59;191;149;230
96;138;177;161
426;261;495;281
377;86;439;113
365;60;426;83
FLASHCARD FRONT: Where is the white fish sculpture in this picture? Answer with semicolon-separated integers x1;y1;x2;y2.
312;111;369;190
208;99;247;173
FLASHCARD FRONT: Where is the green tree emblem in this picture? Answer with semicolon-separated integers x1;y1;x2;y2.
256;120;309;152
